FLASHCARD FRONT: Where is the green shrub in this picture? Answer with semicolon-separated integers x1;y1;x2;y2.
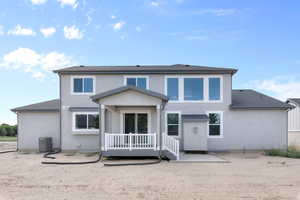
265;147;300;159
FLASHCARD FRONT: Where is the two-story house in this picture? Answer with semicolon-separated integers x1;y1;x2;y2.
12;64;292;160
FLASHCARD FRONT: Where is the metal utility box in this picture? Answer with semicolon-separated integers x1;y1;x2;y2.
182;114;208;151
38;137;53;153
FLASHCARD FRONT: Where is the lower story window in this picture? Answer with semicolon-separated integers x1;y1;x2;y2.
208;112;222;137
167;113;180;136
74;113;99;131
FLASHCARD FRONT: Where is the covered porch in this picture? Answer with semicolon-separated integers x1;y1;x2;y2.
90;86;179;159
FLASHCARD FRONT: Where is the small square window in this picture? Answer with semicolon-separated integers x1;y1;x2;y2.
73;77;94;94
74;113;99;131
126;77;147;89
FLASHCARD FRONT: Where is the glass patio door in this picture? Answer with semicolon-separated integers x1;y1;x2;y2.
124;113;148;134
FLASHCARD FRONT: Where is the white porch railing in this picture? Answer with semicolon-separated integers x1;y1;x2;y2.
163;133;180;160
104;133;156;150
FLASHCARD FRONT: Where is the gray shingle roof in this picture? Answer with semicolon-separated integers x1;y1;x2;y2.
53;64;238;75
231;90;293;110
182;114;209;122
90;85;169;102
287;98;300;107
11;99;59;112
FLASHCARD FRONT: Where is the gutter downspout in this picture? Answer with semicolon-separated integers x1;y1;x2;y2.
98;103;102;154
59;74;62;151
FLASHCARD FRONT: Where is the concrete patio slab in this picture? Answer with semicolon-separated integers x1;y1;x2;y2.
172;152;228;163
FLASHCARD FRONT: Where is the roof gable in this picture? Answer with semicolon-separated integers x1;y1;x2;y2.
90;86;169;102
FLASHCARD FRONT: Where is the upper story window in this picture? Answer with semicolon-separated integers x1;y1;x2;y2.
184;78;204;101
124;76;148;89
165;76;222;102
72;76;95;94
167;78;179;101
209;78;221;101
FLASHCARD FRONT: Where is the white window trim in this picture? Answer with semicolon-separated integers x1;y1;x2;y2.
206;111;223;138
165;111;181;138
72;112;99;133
164;75;223;103
119;110;152;134
71;76;96;95
123;75;149;89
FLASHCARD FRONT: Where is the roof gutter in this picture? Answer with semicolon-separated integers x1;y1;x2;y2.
53;70;238;75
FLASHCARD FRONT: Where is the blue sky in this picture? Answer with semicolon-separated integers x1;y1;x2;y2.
1;0;300;125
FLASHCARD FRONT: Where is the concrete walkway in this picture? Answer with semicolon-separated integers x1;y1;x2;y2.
173;152;228;163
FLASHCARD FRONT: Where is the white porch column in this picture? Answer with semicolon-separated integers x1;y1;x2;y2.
156;105;161;150
100;104;106;151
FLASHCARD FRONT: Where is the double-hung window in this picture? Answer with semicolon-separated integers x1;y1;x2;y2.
208;112;222;137
209;77;221;101
73;112;99;131
73;77;94;94
125;77;148;89
166;112;180;136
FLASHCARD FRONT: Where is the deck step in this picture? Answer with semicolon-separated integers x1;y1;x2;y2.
162;150;178;160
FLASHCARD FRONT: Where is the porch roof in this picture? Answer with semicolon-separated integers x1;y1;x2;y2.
90;86;169;103
182;114;209;122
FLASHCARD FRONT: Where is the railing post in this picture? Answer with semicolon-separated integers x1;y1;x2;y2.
153;134;156;150
129;132;132;151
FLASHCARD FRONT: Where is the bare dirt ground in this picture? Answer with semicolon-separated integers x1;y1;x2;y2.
0;143;300;200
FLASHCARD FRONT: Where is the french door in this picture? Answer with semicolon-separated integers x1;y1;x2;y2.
124;113;148;134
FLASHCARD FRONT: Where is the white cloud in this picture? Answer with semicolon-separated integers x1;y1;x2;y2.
57;0;78;9
0;47;74;80
30;0;47;5
111;15;116;19
113;21;126;31
192;9;238;16
150;1;160;7
7;25;36;36
32;71;46;80
136;26;142;32
40;27;56;38
86;9;95;26
247;76;300;100
41;52;72;70
63;25;83;39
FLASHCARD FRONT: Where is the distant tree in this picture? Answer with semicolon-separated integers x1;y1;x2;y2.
0;126;8;136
